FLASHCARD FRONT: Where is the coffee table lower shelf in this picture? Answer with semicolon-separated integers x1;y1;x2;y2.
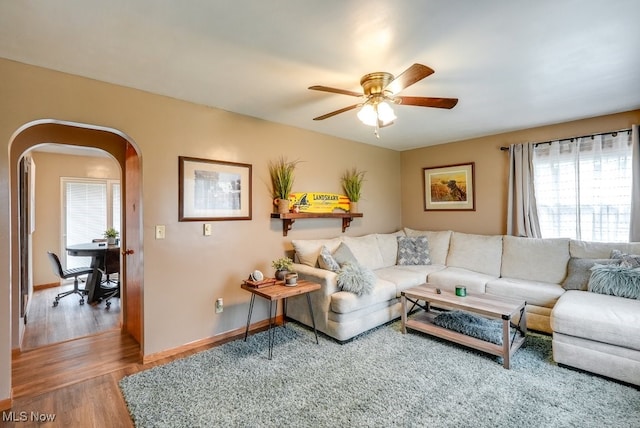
404;312;526;366
401;285;527;369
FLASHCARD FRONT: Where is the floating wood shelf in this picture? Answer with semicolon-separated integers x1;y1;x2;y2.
270;212;363;236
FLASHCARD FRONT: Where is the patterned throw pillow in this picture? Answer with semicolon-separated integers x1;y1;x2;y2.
396;236;431;265
318;245;340;272
611;249;640;269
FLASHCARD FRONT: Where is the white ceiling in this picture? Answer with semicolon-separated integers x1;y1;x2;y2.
1;1;639;151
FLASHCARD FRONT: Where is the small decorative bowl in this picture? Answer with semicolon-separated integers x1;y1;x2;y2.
285;272;298;286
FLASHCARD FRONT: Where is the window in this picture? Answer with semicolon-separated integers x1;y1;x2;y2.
62;178;121;268
532;132;632;242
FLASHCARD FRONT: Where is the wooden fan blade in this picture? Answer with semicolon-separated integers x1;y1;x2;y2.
313;104;360;120
396;96;458;109
309;85;363;97
384;64;435;95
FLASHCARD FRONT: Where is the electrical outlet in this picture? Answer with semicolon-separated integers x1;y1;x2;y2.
203;223;212;236
155;225;165;240
215;298;223;313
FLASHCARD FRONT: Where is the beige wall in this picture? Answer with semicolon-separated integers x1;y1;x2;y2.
2;56;638;404
401;110;640;235
0;58;402;401
30;151;121;286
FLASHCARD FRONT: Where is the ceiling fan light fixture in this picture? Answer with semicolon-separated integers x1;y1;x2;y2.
357;103;378;126
357;100;396;127
377;101;396;125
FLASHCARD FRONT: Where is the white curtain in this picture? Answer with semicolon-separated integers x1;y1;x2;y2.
532;131;633;242
507;143;541;237
630;124;640;242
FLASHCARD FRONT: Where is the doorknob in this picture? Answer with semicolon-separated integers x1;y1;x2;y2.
123;249;135;255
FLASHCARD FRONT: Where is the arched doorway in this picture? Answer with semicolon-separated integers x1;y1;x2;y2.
8;119;143;356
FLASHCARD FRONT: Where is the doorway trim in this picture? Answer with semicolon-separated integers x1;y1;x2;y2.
8;119;144;354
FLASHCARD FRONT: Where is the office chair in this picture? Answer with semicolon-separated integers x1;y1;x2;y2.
92;238;118;287
47;251;93;306
98;246;120;309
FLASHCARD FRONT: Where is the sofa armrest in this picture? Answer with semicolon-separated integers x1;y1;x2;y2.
293;263;339;296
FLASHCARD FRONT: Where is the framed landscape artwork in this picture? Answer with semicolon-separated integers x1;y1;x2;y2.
179;156;252;221
423;162;475;211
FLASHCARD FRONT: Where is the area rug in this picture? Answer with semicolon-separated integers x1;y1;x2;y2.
119;321;640;427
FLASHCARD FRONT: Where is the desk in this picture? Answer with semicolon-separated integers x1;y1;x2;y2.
66;242;120;304
242;279;320;359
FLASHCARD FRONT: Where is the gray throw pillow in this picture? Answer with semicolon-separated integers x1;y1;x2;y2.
611;250;640;268
397;236;431;265
588;265;640;299
318;245;340;272
562;257;620;290
336;262;376;295
333;242;357;267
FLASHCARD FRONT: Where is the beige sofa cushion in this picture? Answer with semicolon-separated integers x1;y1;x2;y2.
342;235;385;270
485;277;565;308
330;277;396;314
292;237;342;267
569;240;640;259
404;228;451;265
551;290;640;351
374;266;428;297
501;236;570;284
376;231;406;268
426;267;495;294
446;232;502;277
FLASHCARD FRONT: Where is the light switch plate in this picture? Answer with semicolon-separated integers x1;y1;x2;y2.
155;225;165;240
203;223;212;236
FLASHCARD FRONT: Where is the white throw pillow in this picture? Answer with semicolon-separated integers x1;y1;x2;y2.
292;237;342;267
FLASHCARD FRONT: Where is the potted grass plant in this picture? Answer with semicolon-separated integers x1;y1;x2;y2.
269;156;300;214
341;168;366;213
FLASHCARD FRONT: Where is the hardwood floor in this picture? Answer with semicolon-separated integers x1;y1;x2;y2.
6;283;139;427
6;284;247;427
22;283;121;350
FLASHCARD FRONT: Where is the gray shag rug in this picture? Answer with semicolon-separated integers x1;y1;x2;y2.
119;321;640;428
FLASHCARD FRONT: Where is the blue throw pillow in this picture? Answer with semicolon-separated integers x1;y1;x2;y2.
336;262;376;295
588;265;640;300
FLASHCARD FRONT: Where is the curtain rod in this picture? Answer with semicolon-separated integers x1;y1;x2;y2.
499;128;631;151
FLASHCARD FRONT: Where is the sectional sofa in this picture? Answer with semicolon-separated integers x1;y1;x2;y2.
286;229;640;386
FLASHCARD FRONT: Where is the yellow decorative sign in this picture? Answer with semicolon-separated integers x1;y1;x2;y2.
288;192;350;213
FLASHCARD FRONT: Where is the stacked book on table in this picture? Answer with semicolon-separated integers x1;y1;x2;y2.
242;278;282;288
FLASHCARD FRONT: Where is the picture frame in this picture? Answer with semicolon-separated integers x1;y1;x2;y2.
179;156;252;221
423;162;475;211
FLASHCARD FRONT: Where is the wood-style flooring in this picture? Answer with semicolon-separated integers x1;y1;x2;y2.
22;283;121;350
6;283;244;427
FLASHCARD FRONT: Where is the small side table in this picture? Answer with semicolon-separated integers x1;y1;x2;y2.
241;279;320;359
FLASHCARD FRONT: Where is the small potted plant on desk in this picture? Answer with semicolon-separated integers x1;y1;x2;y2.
104;228;119;245
272;257;294;281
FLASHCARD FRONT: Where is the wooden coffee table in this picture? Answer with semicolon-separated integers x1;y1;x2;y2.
242;279;320;359
401;284;527;369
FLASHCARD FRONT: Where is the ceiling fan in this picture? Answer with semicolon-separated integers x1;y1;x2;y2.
309;63;458;133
